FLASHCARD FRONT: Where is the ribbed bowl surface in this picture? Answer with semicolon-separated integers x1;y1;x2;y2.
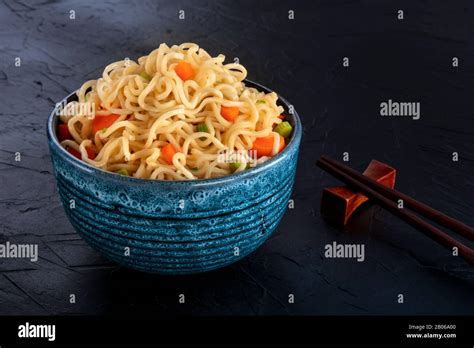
47;80;302;274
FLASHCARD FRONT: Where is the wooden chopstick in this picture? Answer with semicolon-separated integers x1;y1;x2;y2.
320;155;474;242
317;156;474;264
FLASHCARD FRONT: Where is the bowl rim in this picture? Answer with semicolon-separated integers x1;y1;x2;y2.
47;79;302;187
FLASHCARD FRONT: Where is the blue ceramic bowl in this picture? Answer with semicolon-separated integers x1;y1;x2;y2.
47;80;302;274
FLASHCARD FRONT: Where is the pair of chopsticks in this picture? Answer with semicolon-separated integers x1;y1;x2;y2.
317;155;474;264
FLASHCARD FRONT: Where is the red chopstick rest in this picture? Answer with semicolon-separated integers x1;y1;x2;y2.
321;160;396;226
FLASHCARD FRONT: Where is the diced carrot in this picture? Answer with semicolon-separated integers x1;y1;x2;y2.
67;147;81;159
86;146;96;160
162;143;177;164
92;114;120;134
67;146;95;160
251;134;285;158
220;106;239;122
175;61;195;81
57;124;71;141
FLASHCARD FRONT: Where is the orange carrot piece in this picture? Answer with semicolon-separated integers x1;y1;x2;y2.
57;124;71;141
175;61;195;81
220;106;239;122
92;114;120;134
86;146;96;160
67;146;95;160
162;143;177;164
67;147;81;159
252;134;285;158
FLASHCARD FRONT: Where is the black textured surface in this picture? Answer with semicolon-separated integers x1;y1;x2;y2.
0;0;473;316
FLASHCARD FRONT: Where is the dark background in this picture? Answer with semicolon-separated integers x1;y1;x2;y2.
0;0;473;316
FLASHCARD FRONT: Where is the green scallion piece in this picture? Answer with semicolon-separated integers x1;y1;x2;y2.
139;71;152;81
197;123;208;140
229;162;241;172
274;121;293;138
197;123;208;133
256;100;266;104
116;168;129;176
